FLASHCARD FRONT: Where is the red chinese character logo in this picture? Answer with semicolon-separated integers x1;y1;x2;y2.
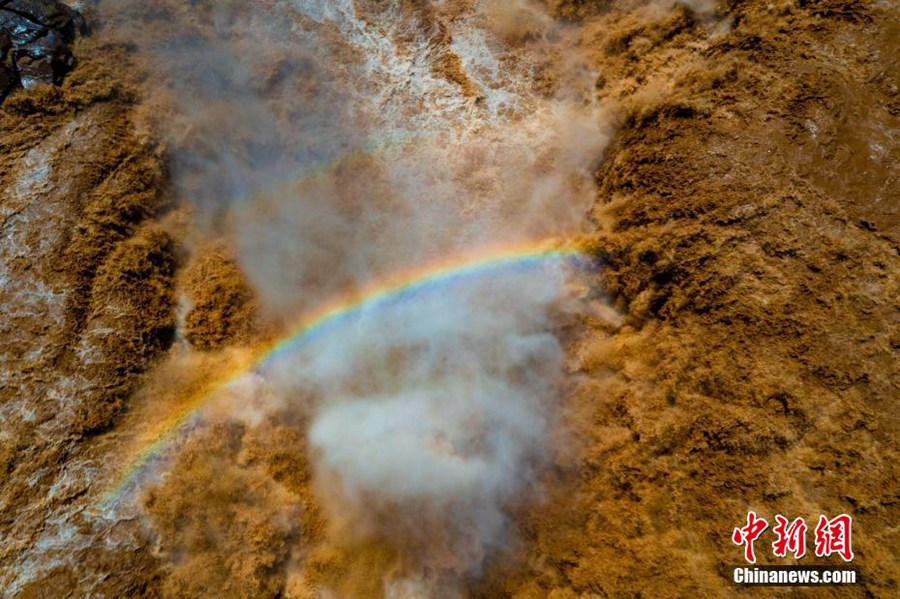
733;511;769;563
814;514;854;562
772;515;807;559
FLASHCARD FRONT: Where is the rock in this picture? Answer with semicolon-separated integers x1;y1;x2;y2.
0;0;87;100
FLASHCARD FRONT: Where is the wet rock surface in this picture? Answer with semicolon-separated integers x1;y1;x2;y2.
0;0;86;99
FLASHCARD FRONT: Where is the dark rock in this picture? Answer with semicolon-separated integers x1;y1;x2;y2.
0;0;87;100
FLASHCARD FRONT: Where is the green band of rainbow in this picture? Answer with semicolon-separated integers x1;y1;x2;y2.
98;240;591;509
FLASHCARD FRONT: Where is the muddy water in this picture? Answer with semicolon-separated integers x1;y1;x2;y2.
793;21;899;238
1;0;898;597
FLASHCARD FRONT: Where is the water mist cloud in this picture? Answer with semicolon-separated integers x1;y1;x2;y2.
97;0;610;593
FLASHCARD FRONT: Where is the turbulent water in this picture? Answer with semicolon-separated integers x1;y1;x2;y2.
3;1;610;595
1;0;897;597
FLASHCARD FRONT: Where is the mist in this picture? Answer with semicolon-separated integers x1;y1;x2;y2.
96;0;610;594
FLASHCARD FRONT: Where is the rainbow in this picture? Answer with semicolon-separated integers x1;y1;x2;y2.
98;239;591;509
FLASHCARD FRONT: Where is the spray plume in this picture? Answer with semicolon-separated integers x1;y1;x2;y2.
93;0;611;594
101;242;590;507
